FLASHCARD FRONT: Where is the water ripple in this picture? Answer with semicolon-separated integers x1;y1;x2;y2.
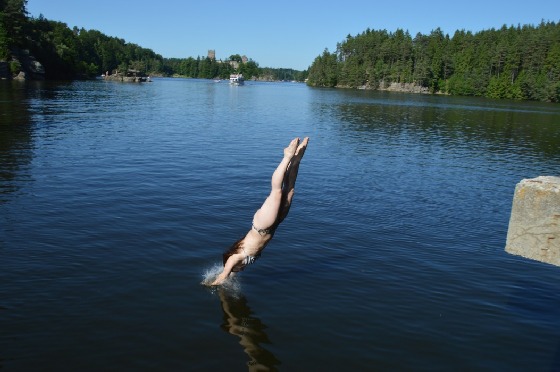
1;79;560;370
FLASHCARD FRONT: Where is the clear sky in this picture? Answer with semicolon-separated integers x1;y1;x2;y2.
27;0;559;71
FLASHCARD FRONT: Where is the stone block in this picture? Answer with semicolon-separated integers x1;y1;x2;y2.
505;176;560;266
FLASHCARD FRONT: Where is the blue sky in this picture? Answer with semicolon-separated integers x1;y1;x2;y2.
27;0;559;71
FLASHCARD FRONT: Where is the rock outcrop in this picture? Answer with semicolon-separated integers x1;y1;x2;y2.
339;81;431;94
379;82;430;94
103;69;148;83
505;176;560;266
0;49;45;80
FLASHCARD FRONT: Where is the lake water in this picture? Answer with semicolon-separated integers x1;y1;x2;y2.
1;78;560;371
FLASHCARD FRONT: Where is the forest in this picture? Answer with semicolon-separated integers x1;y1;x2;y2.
307;22;560;102
0;0;307;81
2;0;559;100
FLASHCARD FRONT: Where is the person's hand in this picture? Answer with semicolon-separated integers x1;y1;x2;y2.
211;273;226;286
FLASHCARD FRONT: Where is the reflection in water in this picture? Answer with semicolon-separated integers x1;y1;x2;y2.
0;81;35;202
218;289;280;371
313;90;560;161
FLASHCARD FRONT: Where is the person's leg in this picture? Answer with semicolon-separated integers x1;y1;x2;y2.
252;138;299;229
277;137;309;223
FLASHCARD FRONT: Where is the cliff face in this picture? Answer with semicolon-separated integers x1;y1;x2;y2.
335;81;431;94
379;82;430;94
0;49;45;80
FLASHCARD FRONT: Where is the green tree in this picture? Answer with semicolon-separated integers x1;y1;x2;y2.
229;54;242;63
412;32;431;87
307;48;338;87
1;0;27;48
3;0;306;81
308;21;560;101
239;59;259;79
0;12;9;59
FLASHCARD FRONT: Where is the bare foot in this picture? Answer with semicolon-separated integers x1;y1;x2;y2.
284;137;299;158
295;137;309;157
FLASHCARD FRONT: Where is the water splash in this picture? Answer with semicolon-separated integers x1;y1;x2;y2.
201;263;242;295
200;263;223;285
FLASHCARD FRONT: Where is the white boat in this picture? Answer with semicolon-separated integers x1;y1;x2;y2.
229;73;244;85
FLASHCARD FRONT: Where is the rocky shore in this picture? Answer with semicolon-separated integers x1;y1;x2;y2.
378;82;430;94
103;70;149;83
349;81;430;94
0;49;45;80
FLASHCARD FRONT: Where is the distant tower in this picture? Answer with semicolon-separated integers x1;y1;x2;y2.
208;50;216;60
241;55;248;64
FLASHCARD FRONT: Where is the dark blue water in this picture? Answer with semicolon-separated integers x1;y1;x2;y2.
1;78;560;371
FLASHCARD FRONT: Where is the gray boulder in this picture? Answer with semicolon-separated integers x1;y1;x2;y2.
505;176;560;266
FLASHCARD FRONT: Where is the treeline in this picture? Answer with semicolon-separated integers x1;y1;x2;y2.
157;57;306;81
163;55;258;79
29;17;164;79
1;1;163;79
307;22;560;102
0;0;307;80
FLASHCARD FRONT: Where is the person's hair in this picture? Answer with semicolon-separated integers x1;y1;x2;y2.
223;237;244;266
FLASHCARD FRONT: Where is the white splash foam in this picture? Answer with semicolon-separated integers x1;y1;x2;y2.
200;263;242;294
200;263;224;286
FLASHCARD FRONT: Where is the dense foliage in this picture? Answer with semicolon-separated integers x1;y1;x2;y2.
0;1;306;80
27;18;164;79
0;0;27;60
308;22;560;102
162;56;258;79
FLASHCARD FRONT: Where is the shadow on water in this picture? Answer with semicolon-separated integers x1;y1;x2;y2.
0;80;84;204
0;81;36;202
217;288;281;371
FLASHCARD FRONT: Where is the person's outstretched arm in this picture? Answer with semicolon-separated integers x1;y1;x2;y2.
212;253;244;285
